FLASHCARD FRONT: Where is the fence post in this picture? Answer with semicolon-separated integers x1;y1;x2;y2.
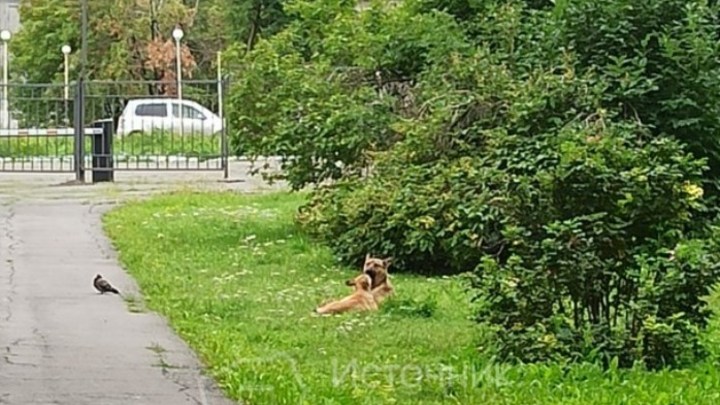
73;79;85;182
91;119;114;183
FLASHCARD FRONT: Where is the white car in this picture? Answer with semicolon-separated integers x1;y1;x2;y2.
116;98;224;137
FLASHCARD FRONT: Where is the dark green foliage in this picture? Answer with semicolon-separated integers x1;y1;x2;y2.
226;0;290;51
297;46;605;273
545;0;720;207
296;42;720;367
469;124;717;368
226;44;395;188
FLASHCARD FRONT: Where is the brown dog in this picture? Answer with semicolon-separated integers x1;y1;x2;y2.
346;254;395;304
315;273;378;315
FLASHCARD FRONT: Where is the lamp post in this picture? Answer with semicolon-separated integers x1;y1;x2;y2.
172;27;184;100
62;45;72;125
61;45;71;100
1;29;11;129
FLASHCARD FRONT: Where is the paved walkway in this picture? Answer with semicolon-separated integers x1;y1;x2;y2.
0;162;286;404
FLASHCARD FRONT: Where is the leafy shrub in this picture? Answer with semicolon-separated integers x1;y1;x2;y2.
225;0;470;190
550;0;720;204
469;123;719;369
301;103;720;369
297;50;605;274
296;37;720;367
298;156;503;274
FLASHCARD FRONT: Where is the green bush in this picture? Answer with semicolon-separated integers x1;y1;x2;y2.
225;0;469;190
469;123;719;369
300;93;720;369
549;0;720;204
297;156;504;274
297;49;605;274
295;35;720;367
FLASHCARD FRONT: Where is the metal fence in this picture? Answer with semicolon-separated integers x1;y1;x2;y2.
0;79;229;180
0;83;78;173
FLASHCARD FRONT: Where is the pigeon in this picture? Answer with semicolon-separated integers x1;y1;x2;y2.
93;274;120;295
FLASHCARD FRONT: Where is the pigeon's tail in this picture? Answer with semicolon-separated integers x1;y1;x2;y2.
109;287;120;295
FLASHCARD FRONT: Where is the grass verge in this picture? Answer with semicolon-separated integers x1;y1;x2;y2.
102;191;720;404
0;131;219;158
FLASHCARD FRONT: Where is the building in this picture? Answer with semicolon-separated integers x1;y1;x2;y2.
0;0;20;36
0;0;20;71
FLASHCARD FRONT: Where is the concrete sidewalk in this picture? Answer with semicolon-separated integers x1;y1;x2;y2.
0;167;283;404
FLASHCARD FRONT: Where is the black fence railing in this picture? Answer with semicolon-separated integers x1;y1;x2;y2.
0;79;229;179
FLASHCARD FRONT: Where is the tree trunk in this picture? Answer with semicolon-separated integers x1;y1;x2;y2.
246;1;263;53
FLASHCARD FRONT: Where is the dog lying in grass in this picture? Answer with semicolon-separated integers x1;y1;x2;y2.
315;273;378;315
346;254;395;305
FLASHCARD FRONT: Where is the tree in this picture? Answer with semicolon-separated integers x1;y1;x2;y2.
10;0;292;125
10;0;291;84
227;0;289;52
11;0;205;85
9;0;80;84
9;0;205;126
224;0;469;188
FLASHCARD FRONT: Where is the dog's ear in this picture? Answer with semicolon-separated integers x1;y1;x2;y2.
365;253;371;262
383;257;394;268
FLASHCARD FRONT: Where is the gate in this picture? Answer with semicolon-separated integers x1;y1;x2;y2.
0;79;229;181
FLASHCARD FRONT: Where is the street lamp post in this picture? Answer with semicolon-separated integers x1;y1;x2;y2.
1;29;11;129
62;45;72;125
172;27;184;100
62;45;71;100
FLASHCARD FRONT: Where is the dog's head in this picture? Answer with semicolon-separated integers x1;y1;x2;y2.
352;273;373;292
346;254;392;288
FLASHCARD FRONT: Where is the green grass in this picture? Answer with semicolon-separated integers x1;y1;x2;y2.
0;131;220;158
102;191;720;404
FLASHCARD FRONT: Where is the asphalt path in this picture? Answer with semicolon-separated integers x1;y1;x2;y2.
0;162;286;404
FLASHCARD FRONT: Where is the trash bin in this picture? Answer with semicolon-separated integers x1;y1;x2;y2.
91;119;114;183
